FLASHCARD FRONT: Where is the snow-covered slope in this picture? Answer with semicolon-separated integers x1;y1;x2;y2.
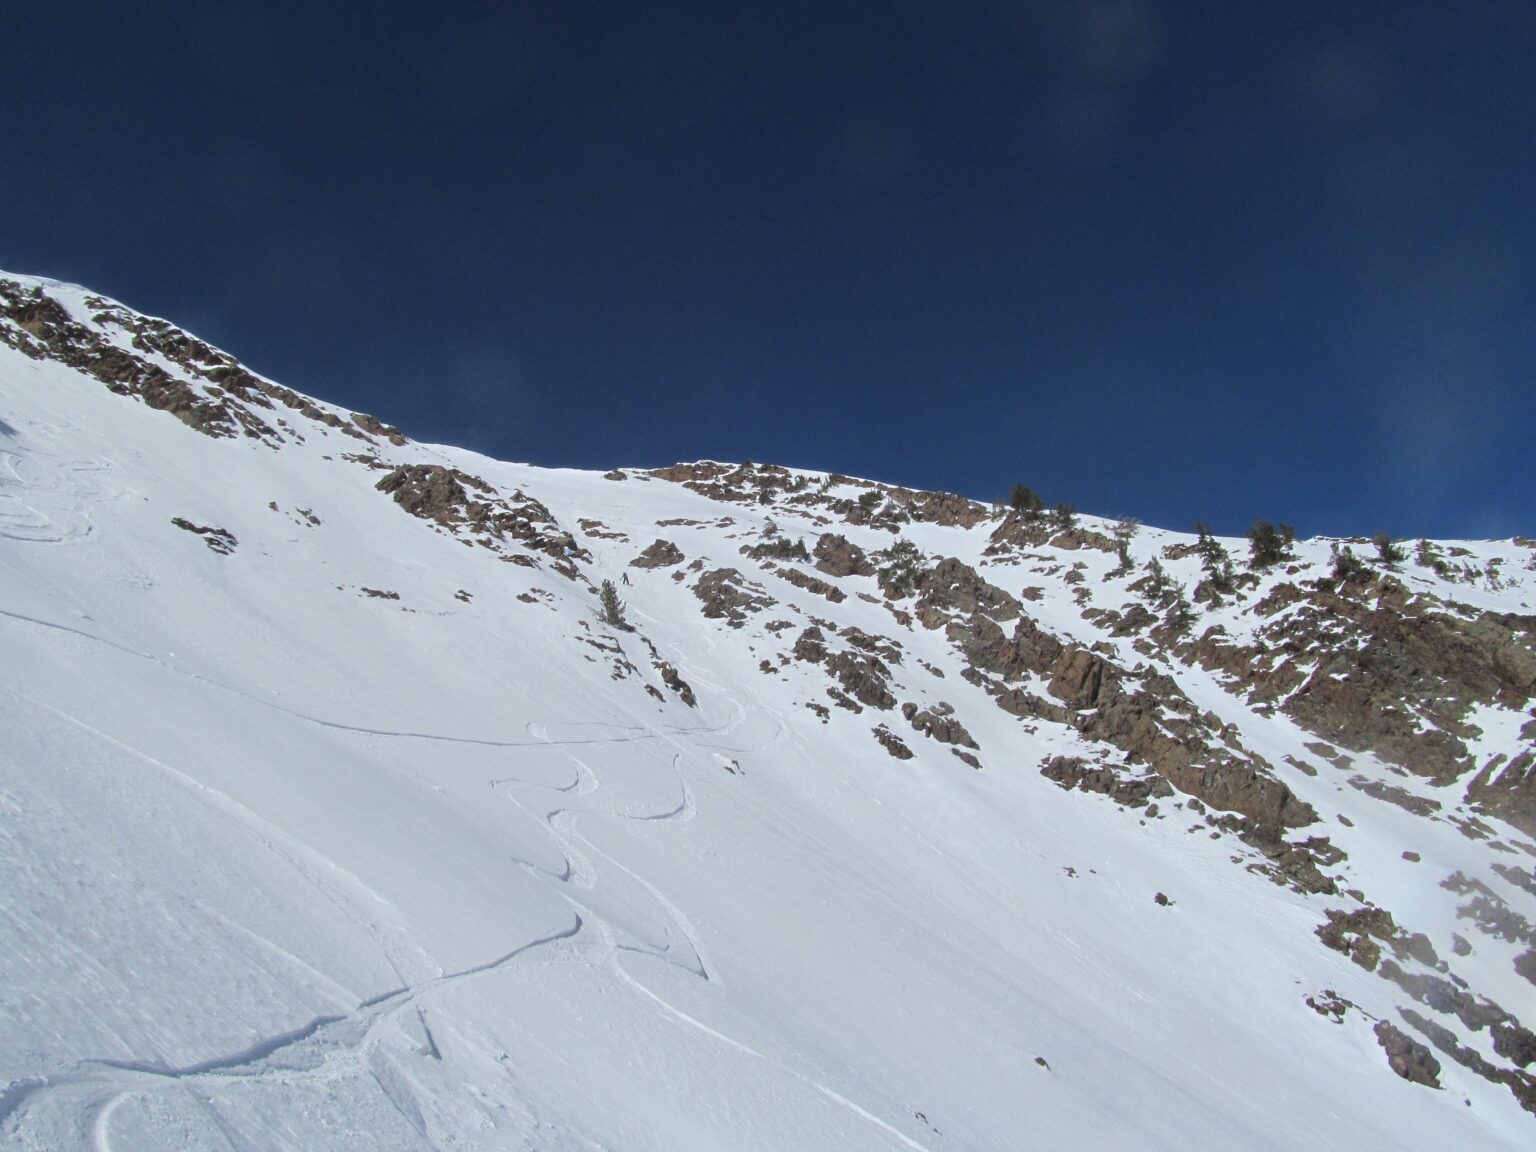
2;272;1534;1150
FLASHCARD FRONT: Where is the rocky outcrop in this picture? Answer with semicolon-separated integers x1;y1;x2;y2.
657;661;697;707
1184;578;1536;812
826;651;897;711
902;701;978;749
839;627;902;664
1040;755;1172;808
914;558;1021;629
772;565;847;603
1;278;412;450
902;489;990;529
376;465;589;575
813;533;875;578
350;411;408;445
171;517;237;555
1402;1009;1536;1115
1466;750;1536;838
793;626;828;663
649;460;811;506
693;568;774;627
1374;1020;1441;1088
873;725;914;759
632;539;685;568
1047;648;1116;709
985;511;1051;554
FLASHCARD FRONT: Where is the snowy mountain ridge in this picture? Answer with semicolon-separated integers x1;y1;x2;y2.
2;270;1535;1150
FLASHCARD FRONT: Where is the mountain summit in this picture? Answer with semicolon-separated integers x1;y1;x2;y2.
2;272;1534;1150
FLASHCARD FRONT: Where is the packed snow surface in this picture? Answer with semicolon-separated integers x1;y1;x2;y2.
2;273;1534;1149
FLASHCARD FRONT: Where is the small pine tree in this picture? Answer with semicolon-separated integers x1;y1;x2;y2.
598;579;626;628
1373;532;1404;565
1247;519;1290;568
1195;522;1222;565
1331;545;1370;585
1414;537;1449;577
1194;523;1234;593
1048;503;1077;532
1109;517;1139;575
1010;484;1044;514
1165;585;1194;631
875;538;925;598
1139;557;1173;606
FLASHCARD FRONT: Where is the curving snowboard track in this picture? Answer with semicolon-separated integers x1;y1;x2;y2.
0;611;921;1151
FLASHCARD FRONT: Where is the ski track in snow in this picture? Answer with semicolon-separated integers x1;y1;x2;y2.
2;915;587;1149
2;603;924;1149
12;360;1527;1147
0;603;739;751
1;643;923;1152
0;446;115;546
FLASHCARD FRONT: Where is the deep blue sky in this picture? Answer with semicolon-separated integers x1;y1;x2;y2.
4;3;1532;537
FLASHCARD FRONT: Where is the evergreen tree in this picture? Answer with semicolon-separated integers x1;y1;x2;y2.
1048;503;1077;532
1247;519;1290;568
1332;545;1371;585
1009;484;1044;514
875;539;925;598
1194;522;1234;592
1373;532;1405;565
598;579;627;628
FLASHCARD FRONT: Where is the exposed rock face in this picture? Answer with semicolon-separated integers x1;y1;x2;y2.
645;465;992;532
902;701;979;749
1402;1009;1536;1114
839;626;902;664
813;533;875;578
657;661;697;707
350;411;408;445
693;568;774;627
1035;659;1315;829
792;626;828;663
911;561;1318;832
959;615;1064;683
902;489;990;529
1041;755;1172;808
1;278;408;450
773;565;847;603
915;558;1021;629
1375;1020;1442;1088
873;725;914;759
171;517;237;555
985;511;1051;554
632;539;685;568
1229;820;1340;894
649;460;810;507
826;651;897;711
1467;750;1536;837
1184;576;1536;828
376;465;589;575
1047;648;1115;709
1316;907;1400;972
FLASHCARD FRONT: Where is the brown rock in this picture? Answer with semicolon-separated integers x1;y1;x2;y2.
826;651;896;711
693;568;774;627
632;539;685;568
873;725;914;759
1374;1020;1442;1088
813;533;876;577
